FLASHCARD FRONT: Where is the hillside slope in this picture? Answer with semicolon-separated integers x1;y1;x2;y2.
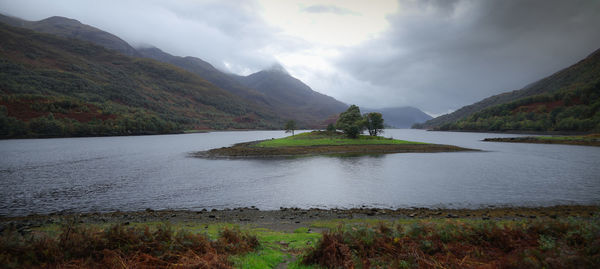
137;47;272;106
415;48;600;132
418;48;600;130
363;107;432;128
0;23;281;138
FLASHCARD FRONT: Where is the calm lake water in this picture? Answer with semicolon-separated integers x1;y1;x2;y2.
1;130;599;217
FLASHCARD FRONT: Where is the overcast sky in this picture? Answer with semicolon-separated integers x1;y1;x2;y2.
1;0;599;116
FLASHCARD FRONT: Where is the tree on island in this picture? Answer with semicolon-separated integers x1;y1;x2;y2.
326;123;336;139
326;123;336;133
364;112;384;136
284;120;297;135
336;105;365;138
336;105;385;138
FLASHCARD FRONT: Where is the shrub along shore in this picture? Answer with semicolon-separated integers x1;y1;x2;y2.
195;131;475;158
1;205;598;268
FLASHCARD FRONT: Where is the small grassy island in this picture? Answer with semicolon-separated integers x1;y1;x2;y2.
196;131;474;158
483;134;600;147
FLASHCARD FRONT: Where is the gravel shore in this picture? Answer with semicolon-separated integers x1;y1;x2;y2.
2;205;597;233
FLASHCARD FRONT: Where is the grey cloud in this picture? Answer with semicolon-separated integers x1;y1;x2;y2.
336;0;600;113
0;0;309;74
302;5;357;15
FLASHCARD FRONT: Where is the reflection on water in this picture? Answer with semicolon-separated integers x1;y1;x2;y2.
1;130;599;216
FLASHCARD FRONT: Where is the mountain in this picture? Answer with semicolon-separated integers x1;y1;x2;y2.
415;48;600;132
0;22;281;138
0;14;348;127
363;107;432;128
235;65;348;126
139;47;348;127
0;14;140;57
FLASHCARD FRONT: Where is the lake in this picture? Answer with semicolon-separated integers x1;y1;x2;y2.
1;130;599;217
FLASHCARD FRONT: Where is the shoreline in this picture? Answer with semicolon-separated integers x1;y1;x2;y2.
3;205;597;232
415;128;596;136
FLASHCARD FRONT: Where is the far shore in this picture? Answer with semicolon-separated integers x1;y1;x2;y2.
483;135;600;147
416;128;596;136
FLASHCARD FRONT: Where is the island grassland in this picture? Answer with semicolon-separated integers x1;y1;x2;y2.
484;133;600;146
1;206;599;268
196;131;475;158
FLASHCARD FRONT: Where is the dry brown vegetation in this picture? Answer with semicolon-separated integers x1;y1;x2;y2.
302;219;600;268
0;222;258;268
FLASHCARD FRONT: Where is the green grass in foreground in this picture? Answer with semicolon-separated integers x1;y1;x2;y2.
231;227;321;269
254;131;427;148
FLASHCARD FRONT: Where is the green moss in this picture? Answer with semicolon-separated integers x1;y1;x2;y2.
230;226;321;268
294;227;309;233
231;247;287;268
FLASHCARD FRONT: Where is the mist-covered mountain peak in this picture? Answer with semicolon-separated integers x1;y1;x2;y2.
265;62;289;75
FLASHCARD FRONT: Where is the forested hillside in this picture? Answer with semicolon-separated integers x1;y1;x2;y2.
0;23;281;138
434;82;600;132
415;48;600;132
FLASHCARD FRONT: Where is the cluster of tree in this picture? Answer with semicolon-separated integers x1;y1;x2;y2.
281;105;385;138
435;81;600;132
335;105;384;138
284;120;296;135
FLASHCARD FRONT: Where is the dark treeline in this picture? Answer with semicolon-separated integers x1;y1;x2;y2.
0;95;181;138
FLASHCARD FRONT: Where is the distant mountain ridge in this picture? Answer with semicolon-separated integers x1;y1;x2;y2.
0;14;348;128
0;14;140;57
235;67;349;125
363;107;432;128
418;47;600;130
